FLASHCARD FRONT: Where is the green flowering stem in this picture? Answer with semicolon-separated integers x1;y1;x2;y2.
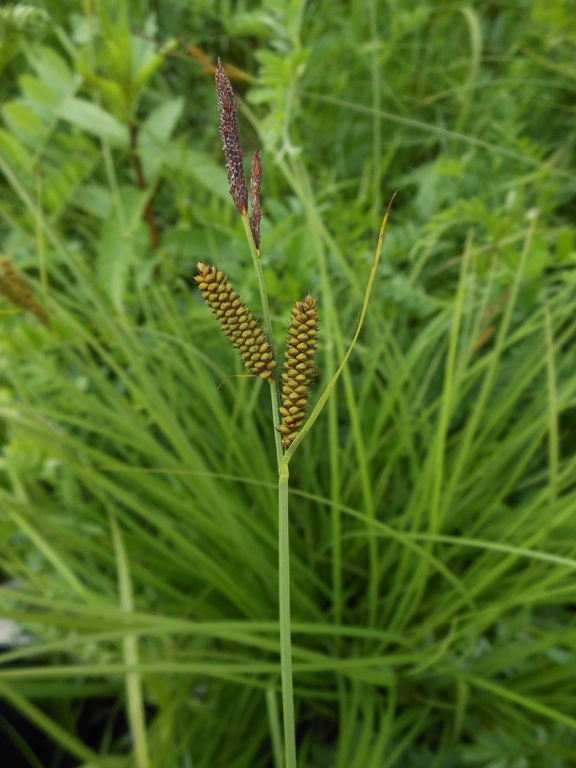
240;211;296;768
278;459;297;768
240;214;284;467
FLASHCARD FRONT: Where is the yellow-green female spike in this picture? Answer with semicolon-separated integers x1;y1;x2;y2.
278;295;319;449
195;262;277;381
0;259;50;327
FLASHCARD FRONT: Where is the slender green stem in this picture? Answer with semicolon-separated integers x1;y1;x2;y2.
368;0;382;228
109;510;150;768
34;166;48;295
266;687;284;768
0;679;99;764
278;459;297;768
240;214;297;767
241;215;283;467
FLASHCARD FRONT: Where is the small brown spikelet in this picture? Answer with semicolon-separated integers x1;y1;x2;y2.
0;259;50;327
195;262;277;381
278;295;319;449
249;150;262;251
215;58;248;216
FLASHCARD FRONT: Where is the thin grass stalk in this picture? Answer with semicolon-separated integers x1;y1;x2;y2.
286;157;349;621
6;509;88;599
281;201;395;653
0;679;99;764
0;151;107;307
34;166;48;294
286;153;382;623
461;674;576;730
278;461;297;768
440;216;535;519
429;232;473;533
544;307;559;512
368;0;382;228
109;510;150;768
266;688;284;768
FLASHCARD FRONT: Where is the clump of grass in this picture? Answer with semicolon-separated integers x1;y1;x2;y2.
1;6;576;768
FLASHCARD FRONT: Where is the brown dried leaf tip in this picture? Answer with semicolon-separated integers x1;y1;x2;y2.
215;58;248;216
278;295;319;450
0;259;50;327
249;150;262;250
195;262;277;381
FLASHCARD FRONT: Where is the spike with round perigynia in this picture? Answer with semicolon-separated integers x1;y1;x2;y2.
278;295;319;449
195;262;277;381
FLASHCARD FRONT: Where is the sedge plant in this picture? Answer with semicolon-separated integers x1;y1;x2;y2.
200;60;392;768
2;7;575;766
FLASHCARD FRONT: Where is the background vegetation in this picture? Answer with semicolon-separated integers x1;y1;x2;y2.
1;0;576;766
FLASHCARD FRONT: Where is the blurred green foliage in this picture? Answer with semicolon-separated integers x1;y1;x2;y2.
1;1;576;766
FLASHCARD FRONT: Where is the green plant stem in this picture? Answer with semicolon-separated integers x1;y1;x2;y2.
278;459;297;768
0;679;99;765
34;166;48;294
241;214;297;767
109;509;150;768
266;687;284;768
241;215;283;467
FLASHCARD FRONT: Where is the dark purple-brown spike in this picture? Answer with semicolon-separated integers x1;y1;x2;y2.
215;58;248;216
249;150;262;250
